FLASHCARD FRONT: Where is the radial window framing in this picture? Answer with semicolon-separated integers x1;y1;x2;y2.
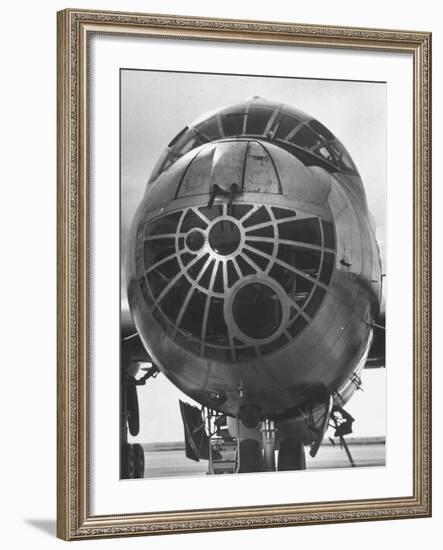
139;203;336;362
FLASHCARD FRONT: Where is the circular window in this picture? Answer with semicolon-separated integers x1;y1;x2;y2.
232;283;283;340
185;230;205;251
208;220;241;256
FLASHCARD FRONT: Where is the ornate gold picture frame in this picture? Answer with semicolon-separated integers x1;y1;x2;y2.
57;8;431;540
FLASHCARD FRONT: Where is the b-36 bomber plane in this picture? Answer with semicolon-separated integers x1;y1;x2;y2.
120;97;385;478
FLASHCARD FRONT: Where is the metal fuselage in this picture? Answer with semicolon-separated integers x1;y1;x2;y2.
126;99;382;433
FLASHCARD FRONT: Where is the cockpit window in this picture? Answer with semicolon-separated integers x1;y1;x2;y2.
221;113;245;136
289;125;321;149
150;101;359;183
245;107;273;135
309;119;335;141
168;127;189;148
274;114;302;140
329;141;357;172
195;116;222;141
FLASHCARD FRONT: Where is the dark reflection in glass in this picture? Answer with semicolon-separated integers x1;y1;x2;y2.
305;287;326;317
146;257;180;298
247;240;274;256
221;113;245;136
199;261;215;289
156;257;180;281
319;252;334;284
159;276;191;322
198;205;223;221
287;315;308;338
269;264;313;306
146;271;168;299
213;262;224;293
309;119;334;141
209;221;241;255
236;255;256;276
246;225;274;238
329;141;356;171
243;206;270;228
233;283;282;339
195;117;221;140
289;125;320;148
145;211;181;237
181;210;207;232
231;204;253;220
245;108;273;135
278;245;321;276
278;218;321;245
181;252;196;266
243;248;268;271
186;230;205;251
274;114;301;140
180;289;206;337
143;238;174;267
322;220;335;249
187;253;209;280
227;260;239;287
168;127;188;148
272;207;295;219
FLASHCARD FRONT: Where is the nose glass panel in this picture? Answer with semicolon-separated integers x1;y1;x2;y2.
209;220;241;255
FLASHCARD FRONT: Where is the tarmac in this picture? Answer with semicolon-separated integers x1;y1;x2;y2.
142;438;385;478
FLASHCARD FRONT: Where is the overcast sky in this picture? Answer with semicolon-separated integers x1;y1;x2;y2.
121;69;387;444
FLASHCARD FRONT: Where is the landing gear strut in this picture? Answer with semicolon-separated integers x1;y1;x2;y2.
120;364;158;479
260;419;276;472
278;438;306;471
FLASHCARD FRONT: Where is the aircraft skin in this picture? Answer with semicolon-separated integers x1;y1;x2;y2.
125;98;383;453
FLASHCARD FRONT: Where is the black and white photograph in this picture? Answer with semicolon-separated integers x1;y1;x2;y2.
120;69;387;480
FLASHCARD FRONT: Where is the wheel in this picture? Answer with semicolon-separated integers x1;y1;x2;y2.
277;438;306;471
238;439;263;473
126;384;140;436
133;443;145;478
121;443;136;479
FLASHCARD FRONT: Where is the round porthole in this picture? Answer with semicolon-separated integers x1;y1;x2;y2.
232;283;283;340
208;220;241;256
185;230;205;252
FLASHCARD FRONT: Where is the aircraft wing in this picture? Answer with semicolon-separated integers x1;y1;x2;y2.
121;306;151;366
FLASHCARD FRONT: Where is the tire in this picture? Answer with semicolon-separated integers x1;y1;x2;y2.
121;443;136;479
277;438;306;471
239;439;263;473
133;443;145;478
126;384;140;436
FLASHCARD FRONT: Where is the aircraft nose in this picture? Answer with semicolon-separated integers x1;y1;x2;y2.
139;196;336;363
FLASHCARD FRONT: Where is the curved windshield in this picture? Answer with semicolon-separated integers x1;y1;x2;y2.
149;99;359;183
